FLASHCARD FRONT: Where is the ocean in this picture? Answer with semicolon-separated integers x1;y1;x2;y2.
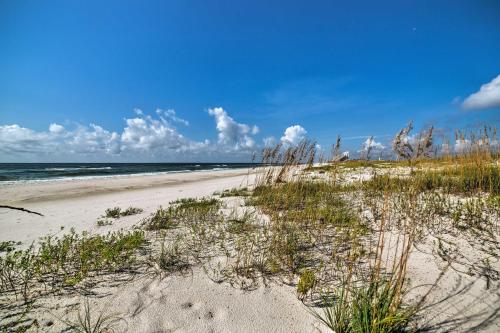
0;163;256;183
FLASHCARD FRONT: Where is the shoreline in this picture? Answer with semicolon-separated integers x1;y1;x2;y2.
0;168;253;204
0;168;254;246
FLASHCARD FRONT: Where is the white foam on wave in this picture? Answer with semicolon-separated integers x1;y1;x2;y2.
44;167;113;171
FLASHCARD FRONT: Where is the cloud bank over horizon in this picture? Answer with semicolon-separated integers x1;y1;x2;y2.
1;94;498;163
1;108;319;163
0;108;265;162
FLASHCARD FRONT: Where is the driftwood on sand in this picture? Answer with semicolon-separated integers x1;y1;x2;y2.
0;205;44;216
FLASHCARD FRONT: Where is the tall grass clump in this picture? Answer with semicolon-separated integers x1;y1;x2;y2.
259;139;317;185
315;184;420;332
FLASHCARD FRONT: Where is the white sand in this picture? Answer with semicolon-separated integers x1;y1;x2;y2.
0;169;325;332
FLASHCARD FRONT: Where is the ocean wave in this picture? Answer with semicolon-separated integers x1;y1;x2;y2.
44;167;113;171
210;167;229;171
0;164;251;185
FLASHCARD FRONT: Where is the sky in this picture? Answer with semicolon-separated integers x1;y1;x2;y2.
1;0;499;162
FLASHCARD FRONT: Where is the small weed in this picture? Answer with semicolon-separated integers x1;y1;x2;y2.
120;206;143;216
220;187;251;197
104;206;143;219
145;207;175;230
104;207;121;219
150;238;190;275
96;218;113;227
61;298;120;333
0;241;19;253
297;269;316;298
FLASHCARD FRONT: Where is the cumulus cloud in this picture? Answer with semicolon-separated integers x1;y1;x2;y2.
49;123;65;134
69;124;121;155
360;137;385;152
208;107;258;150
0;124;53;154
281;125;307;145
121;116;186;151
0;108;262;162
156;108;189;126
0;123;121;156
462;74;500;110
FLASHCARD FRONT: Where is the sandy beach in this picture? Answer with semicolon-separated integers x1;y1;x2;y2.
0;169;326;332
0;169;253;246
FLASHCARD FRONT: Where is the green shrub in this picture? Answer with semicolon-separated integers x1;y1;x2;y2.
104;207;121;218
145;207;175;230
0;241;18;253
104;206;143;219
121;206;144;216
96;218;113;226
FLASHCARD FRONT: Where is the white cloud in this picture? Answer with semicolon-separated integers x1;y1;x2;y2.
281;125;307;145
359;137;385;152
462;74;500;110
121;116;186;151
208;107;258;150
156;108;189;126
49;123;65;134
0;108;260;162
0;124;52;154
68;124;121;154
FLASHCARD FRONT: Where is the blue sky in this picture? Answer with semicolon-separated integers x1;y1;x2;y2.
1;0;499;162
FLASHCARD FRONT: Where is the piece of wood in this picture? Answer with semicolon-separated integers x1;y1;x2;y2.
0;205;44;216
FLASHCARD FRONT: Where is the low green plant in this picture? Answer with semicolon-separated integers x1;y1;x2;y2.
151;238;189;274
61;298;120;333
316;260;416;333
145;197;221;230
297;269;316;297
145;207;175;230
104;207;121;219
104;206;143;219
96;218;113;227
220;187;251;197
120;206;143;216
0;241;18;253
170;197;221;214
226;210;256;234
0;230;145;297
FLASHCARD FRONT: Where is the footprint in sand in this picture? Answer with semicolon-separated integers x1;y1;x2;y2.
181;301;194;309
205;310;215;319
